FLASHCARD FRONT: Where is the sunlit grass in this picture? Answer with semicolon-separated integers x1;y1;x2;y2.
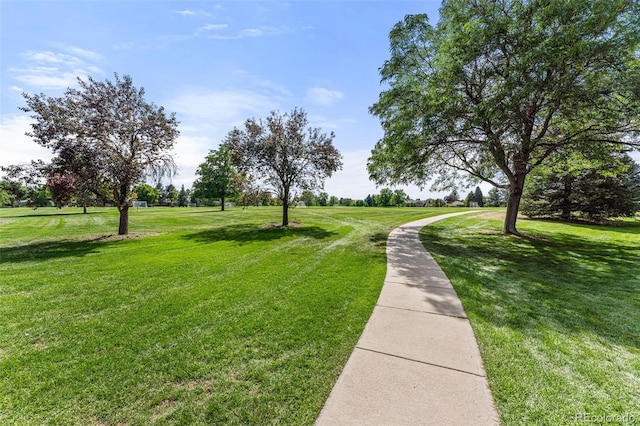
0;206;465;425
420;214;640;425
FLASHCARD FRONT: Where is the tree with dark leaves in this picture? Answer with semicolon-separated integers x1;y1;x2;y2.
19;74;179;234
227;108;342;226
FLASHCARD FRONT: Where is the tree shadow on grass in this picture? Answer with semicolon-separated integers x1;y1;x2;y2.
526;217;640;235
182;224;337;245
419;223;640;349
0;210;104;219
0;236;116;264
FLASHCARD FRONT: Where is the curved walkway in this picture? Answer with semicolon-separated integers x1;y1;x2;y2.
316;211;499;425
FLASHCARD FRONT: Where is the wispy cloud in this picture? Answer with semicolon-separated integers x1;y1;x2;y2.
9;44;104;90
305;87;344;106
174;9;214;18
169;90;280;125
209;25;297;40
199;23;228;31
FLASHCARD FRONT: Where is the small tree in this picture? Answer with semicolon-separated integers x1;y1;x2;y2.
20;74;179;234
193;145;237;211
227;108;342;225
0;179;29;206
364;194;374;207
300;190;317;207
486;188;507;207
317;192;329;206
474;187;484;208
464;191;475;207
177;185;189;207
134;184;159;205
391;189;409;206
443;189;459;205
375;188;394;207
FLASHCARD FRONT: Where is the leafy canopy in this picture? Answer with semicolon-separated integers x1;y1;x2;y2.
369;0;640;233
192;145;237;211
227;108;342;225
20;73;179;233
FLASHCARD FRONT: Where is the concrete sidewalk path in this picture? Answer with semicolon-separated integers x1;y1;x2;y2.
316;212;499;426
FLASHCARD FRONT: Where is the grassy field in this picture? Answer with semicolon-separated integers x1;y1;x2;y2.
420;214;640;425
0;206;466;425
3;207;638;425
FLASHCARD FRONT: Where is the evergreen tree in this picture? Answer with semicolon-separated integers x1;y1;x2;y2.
474;187;484;207
177;185;189;207
464;191;475;207
522;152;640;220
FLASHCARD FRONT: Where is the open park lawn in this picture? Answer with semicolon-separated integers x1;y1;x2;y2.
0;206;460;425
420;214;640;425
1;207;638;425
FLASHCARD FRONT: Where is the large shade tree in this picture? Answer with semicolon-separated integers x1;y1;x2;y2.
368;0;640;234
227;108;343;226
20;74;179;234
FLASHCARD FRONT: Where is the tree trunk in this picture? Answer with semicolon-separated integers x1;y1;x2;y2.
282;187;289;226
83;203;87;214
503;179;525;235
221;196;225;211
282;200;289;226
118;205;129;235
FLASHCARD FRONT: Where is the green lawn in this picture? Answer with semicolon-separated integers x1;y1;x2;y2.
420;214;640;425
0;206;465;425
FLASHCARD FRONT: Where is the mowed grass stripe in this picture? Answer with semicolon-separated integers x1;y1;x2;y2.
1;206;460;425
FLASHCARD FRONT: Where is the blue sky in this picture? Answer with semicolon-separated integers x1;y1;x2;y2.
1;0;447;199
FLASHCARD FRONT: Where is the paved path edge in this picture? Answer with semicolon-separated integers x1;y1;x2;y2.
315;211;500;426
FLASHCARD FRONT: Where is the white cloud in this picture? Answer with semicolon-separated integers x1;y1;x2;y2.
0;115;53;169
174;9;214;18
169;90;279;125
199;23;228;31
308;115;356;130
10;45;104;90
174;9;196;16
323;149;448;200
167;88;283;187
305;87;344;106
209;26;291;40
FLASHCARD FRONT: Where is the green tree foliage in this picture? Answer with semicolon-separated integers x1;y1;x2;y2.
464;191;475;207
474;187;484;207
368;0;640;234
134;184;159;205
374;188;394;207
20;74;179;234
0;189;10;207
227;108;343;225
300;190;317;207
0;180;28;206
522;151;640;220
193;145;237;211
29;185;52;208
177;185;189;207
317;192;329;206
391;189;409;206
486;187;507;207
364;194;374;207
443;189;459;205
164;184;179;206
